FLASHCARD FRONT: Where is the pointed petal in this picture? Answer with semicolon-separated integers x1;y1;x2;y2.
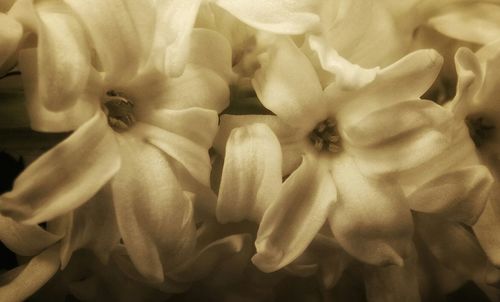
59;184;120;268
328;154;413;266
330;49;443;126
65;0;141;82
36;4;91;111
217;123;282;223
112;137;196;283
0;111;121;224
0;215;60;256
408;165;493;225
363;245;420;302
252;37;325;129
252;153;336;272
428;3;500;45
150;0;201;76
0;245;59;301
213;0;319;34
133;122;212;187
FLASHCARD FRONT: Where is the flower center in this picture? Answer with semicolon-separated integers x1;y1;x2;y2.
466;114;496;147
309;118;341;153
103;90;135;132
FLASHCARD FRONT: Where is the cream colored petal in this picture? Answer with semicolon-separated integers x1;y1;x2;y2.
0;111;121;224
253;154;336;272
328;154;413;266
474;184;500;267
0;13;21;73
112;136;196;283
217;123;282;223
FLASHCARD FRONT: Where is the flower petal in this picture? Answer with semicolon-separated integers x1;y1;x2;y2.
252;37;325;129
330;49;443;126
0;111;121;224
36;4;91;111
65;0;141;82
0;13;21;73
213;0;319;34
58;184;120;268
160;65;229;113
0;214;61;256
112;137;196;283
328;154;413;266
252;153;336;272
133;122;212;187
408;165;493;225
342;100;463;177
187;28;235;82
18;48;98;132
0;245;59;301
474;184;500;267
217;123;282;223
427;3;500;45
149;0;201;77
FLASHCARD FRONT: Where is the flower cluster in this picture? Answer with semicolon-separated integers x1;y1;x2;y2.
0;0;500;301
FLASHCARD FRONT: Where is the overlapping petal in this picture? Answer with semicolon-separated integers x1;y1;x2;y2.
0;13;22;74
217;123;282;223
328;154;413;266
253;153;336;272
112;136;196;283
0;111;121;224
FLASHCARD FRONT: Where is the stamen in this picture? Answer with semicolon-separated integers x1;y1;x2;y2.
466;115;496;147
309;118;341;153
103;90;135;132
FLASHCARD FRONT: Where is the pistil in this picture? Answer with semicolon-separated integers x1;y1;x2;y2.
103;90;135;132
309;118;341;153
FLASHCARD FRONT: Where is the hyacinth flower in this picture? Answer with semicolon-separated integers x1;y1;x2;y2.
214;36;490;274
0;0;233;285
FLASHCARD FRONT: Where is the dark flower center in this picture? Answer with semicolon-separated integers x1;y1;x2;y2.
466;114;496;147
309;118;341;153
103;90;135;132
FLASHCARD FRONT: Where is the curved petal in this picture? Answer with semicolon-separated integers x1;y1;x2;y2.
65;0;141;82
59;184;120;268
159;65;229;113
187;28;235;82
0;111;121;224
342;100;460;177
0;13;22;73
139;107;219;151
217;123;282;223
427;3;500;45
36;4;91;111
112;136;196;283
0;215;61;256
0;245;60;301
252;153;336;272
252;37;325;130
328;154;413;266
170;233;253;283
330;49;443;126
213;0;319;35
133;122;212;187
18;48;98;132
408;165;493;225
149;0;201;77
